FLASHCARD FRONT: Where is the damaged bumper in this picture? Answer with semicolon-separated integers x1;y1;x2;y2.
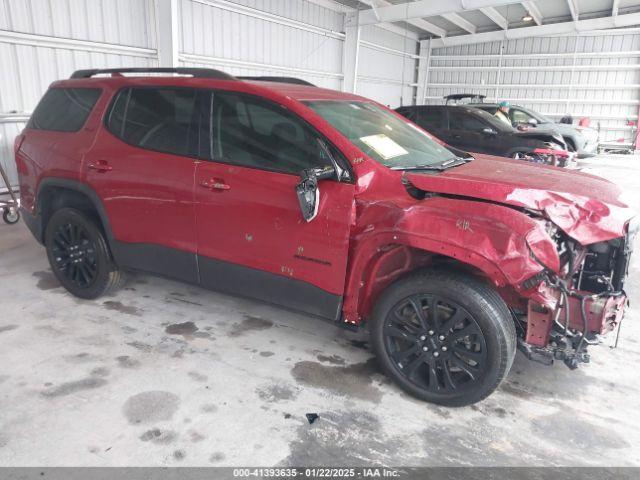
519;219;636;368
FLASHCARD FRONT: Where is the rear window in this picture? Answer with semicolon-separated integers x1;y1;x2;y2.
106;87;206;157
30;88;101;132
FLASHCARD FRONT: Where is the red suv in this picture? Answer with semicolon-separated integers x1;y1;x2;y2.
15;68;636;406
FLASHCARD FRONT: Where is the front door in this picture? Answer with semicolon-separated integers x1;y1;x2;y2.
194;90;355;320
85;86;210;283
447;110;500;155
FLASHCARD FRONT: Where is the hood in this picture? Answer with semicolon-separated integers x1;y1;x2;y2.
513;129;565;145
405;154;635;245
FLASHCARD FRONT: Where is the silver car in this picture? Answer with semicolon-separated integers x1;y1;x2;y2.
472;103;598;158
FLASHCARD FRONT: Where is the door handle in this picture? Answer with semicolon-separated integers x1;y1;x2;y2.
200;179;230;191
88;160;112;173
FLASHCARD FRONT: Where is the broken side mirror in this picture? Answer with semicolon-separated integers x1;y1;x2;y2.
296;138;347;222
296;165;335;222
482;127;497;136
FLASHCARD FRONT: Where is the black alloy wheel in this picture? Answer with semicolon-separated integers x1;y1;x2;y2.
383;294;488;395
51;221;99;288
44;208;125;299
371;270;516;406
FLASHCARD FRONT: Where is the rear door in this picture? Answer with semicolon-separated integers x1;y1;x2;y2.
85;86;209;283
194;90;355;320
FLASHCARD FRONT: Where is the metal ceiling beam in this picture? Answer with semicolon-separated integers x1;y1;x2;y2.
441;12;477;34
566;0;579;21
357;0;527;26
522;1;543;25
480;7;508;30
361;0;446;37
429;11;640;47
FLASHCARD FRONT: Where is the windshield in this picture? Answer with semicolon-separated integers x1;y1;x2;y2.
304;100;460;168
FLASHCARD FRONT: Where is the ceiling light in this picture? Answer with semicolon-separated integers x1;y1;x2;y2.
522;13;534;22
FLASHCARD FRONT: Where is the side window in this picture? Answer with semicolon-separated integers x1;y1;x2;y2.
449;111;487;132
511;109;533;125
418;108;444;130
30;88;101;132
107;87;209;158
212;91;329;174
396;108;416;121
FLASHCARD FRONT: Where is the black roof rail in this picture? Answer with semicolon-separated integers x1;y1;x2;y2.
238;76;316;87
70;67;236;80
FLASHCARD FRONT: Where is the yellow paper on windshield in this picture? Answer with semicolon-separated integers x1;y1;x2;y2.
360;134;408;160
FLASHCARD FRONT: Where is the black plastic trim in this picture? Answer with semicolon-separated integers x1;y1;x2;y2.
111;241;199;284
71;68;236;80
199;255;342;321
19;206;43;244
238;76;316;86
36;178;116;242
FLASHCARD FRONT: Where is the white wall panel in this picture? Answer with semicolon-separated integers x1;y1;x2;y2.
358;25;418;108
426;32;640;146
179;0;343;84
0;0;156;48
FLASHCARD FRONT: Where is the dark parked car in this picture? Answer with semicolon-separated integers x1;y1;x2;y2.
15;68;635;406
395;105;573;166
471;102;598;158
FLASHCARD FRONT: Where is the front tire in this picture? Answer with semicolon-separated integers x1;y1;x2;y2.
371;270;516;407
44;208;125;299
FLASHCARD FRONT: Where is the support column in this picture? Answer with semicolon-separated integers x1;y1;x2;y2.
416;38;431;105
342;10;361;93
155;0;179;67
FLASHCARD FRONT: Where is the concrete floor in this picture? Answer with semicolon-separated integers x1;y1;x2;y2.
1;155;640;467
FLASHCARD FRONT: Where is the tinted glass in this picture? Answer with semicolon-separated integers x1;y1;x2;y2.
449;110;487;131
465;107;514;132
212;92;328;174
107;88;207;157
306;101;459;169
30;88;101;132
396;108;416;121
418;108;444;130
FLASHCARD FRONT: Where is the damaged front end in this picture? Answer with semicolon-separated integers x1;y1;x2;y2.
517;217;638;369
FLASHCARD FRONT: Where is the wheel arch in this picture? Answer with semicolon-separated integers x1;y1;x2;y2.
342;237;510;326
35;178;114;246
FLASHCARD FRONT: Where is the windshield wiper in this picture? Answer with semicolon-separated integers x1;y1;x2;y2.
392;156;473;172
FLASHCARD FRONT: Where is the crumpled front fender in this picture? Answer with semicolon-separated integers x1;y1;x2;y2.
343;196;558;322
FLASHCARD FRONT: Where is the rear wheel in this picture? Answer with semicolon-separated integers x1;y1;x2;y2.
371;270;516;406
44;208;125;299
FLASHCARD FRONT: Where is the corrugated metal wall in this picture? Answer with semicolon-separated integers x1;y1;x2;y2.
178;0;418;103
358;24;417;108
178;0;345;90
425;31;640;146
0;0;419;187
0;0;157;187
